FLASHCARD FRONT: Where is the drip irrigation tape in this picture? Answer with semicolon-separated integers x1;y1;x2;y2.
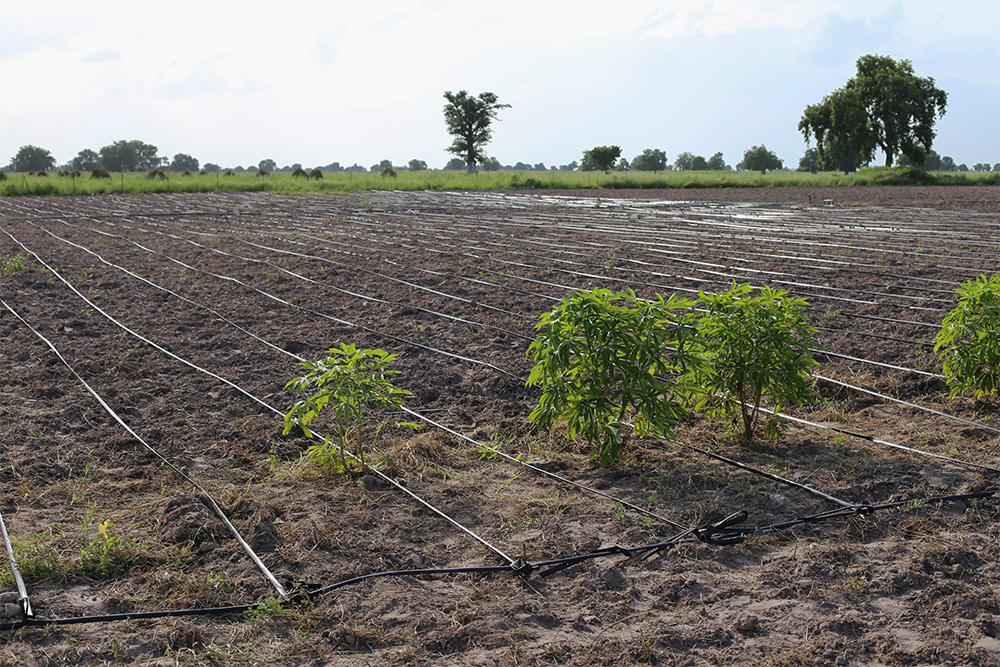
399;407;688;531
0;509;32;619
763;408;1000;475
1;489;989;632
0;297;288;599
814;374;1000;436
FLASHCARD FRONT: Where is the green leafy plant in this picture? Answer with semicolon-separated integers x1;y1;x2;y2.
1;253;24;274
526;288;701;466
934;274;1000;399
689;281;820;444
284;344;412;475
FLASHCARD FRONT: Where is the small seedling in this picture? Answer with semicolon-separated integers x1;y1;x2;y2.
1;253;24;274
284;343;412;475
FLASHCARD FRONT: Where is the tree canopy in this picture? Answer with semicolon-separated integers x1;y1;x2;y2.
739;145;783;174
631;148;667;172
169;153;200;172
443;90;510;173
99;140;163;172
581;145;622;173
799;55;947;169
71;149;100;171
11;145;56;172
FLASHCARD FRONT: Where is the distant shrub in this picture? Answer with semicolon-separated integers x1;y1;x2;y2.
0;171;7;181
291;166;308;178
224;170;234;176
34;171;48;177
146;169;168;180
91;168;111;179
307;169;324;180
256;169;270;177
182;170;193;177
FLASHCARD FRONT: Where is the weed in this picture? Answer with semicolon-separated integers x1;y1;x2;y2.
1;252;24;274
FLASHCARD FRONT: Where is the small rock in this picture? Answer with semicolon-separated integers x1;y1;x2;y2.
2;603;22;618
735;614;760;633
359;475;384;491
199;541;221;553
599;567;627;590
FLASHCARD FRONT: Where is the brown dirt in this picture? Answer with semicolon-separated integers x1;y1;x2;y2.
0;187;998;666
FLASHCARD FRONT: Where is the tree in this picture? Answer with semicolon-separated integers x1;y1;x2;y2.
99;140;163;172
169;153;200;172
798;148;820;173
408;159;427;171
203;163;221;172
71;149;100;171
616;158;630;171
631;148;667;172
690;155;708;170
799;86;872;173
11;145;56;172
739;145;783;174
674;152;694;171
444;157;466;170
442;90;510;173
533;162;546;171
480;156;502;172
258;158;277;172
706;152;728;171
581;145;622;173
800;54;947;169
558;161;579;172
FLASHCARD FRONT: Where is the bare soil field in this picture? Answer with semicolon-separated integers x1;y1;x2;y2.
1;187;998;666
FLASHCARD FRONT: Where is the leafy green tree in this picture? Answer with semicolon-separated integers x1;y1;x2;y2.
934;275;1000;399
99;140;163;172
581;145;622;173
739;145;783;174
616;158;630;171
71;149;100;171
526;289;701;466
533;162;546;171
800;55;947;168
558;160;579;171
203;163;221;172
674;152;695;171
973;163;991;172
706;152;728;171
798;148;820;173
799;86;872;173
407;159;427;171
941;156;957;172
11;145;56;172
258;158;277;172
443;90;510;173
168;153;200;172
444;157;466;170
480;156;502;171
688;282;820;444
631;149;667;172
690;155;708;170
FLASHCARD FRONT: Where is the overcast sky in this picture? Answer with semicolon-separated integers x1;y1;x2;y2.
2;0;998;170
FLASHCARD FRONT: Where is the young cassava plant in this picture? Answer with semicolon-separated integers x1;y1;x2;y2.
689;281;820;445
526;288;701;466
283;344;412;475
934;274;1000;399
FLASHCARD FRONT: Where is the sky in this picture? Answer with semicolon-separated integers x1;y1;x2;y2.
2;0;998;171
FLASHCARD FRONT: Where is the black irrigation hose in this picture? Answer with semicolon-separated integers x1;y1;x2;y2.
2;489;992;632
